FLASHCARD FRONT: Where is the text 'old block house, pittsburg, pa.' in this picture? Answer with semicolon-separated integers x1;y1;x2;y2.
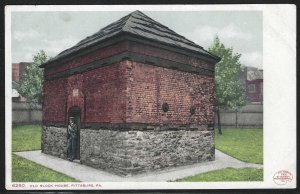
40;11;220;176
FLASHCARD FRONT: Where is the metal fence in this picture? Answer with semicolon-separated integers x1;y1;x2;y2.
215;104;263;128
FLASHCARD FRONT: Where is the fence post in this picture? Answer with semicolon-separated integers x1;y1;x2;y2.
28;108;31;123
235;109;238;128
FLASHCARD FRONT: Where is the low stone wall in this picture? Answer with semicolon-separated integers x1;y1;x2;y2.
42;125;215;176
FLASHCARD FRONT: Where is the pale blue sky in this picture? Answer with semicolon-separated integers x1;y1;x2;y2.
11;11;262;68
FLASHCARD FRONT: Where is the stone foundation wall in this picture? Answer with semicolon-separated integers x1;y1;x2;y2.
42;125;214;176
41;126;68;159
81;127;215;176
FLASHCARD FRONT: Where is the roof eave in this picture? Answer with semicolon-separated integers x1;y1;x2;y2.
40;32;221;69
123;31;221;64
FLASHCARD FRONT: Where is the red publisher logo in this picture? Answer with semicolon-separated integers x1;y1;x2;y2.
273;170;293;185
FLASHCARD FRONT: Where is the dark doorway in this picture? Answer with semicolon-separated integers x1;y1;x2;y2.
68;106;81;160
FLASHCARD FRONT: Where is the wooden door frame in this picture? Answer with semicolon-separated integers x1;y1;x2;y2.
68;106;81;160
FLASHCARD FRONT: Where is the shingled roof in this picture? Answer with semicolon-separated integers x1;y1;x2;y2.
247;70;263;81
42;10;219;67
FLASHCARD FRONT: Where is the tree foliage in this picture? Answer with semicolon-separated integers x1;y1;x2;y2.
209;36;246;134
209;36;246;110
18;50;49;105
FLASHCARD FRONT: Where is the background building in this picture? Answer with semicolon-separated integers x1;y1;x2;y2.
12;62;31;102
240;66;263;104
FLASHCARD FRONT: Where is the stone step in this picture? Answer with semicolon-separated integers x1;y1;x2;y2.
73;159;81;164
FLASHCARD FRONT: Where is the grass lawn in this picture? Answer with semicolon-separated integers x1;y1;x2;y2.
215;128;263;164
176;128;263;182
176;167;263;182
12;154;79;182
12;124;42;152
12;124;79;182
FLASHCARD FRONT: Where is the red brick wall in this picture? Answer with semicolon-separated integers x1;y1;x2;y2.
43;77;68;122
12;63;19;82
125;61;215;125
83;62;127;123
43;62;127;123
44;41;129;76
66;74;85;120
44;40;214;77
43;41;215;125
12;63;30;83
128;41;214;70
247;79;263;103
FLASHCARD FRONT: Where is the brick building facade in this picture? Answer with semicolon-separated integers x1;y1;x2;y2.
12;62;30;102
40;11;220;176
240;66;263;104
12;62;30;83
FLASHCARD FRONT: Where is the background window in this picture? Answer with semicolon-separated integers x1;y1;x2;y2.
248;84;256;93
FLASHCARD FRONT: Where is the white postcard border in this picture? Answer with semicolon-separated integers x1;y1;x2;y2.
5;4;296;190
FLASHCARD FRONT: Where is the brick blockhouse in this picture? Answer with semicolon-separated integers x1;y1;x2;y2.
40;11;220;176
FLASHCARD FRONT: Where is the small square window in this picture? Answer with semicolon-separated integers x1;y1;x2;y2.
248;84;256;93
